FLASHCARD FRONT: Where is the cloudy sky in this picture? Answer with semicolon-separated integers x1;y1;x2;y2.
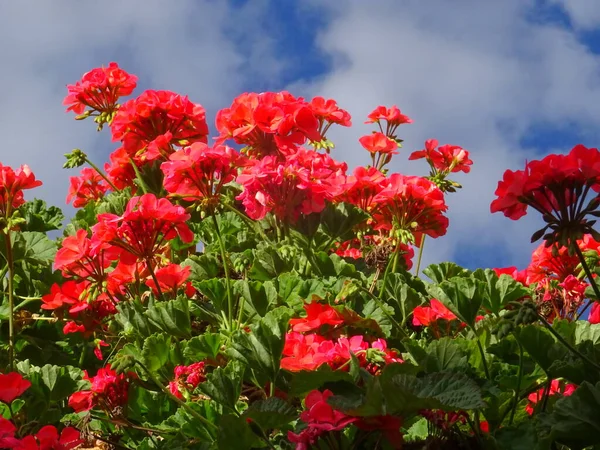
1;0;600;271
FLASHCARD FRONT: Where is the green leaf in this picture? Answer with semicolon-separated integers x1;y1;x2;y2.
194;278;228;314
318;202;369;248
183;333;222;363
423;262;471;283
111;344;143;374
473;269;529;315
18;199;64;232
424;338;468;372
427;277;485;328
516;325;556;373
115;299;157;338
249;246;293;281
243;397;297;430
146;297;191;338
217;414;263;450
142;333;171;372
198;360;244;412
228;307;292;386
384;371;486;414
235;280;278;318
542;381;600;449
183;254;220;281
161;400;217;442
384;273;424;326
10;231;57;264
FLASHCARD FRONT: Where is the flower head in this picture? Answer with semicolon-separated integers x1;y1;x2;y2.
64;62;137;116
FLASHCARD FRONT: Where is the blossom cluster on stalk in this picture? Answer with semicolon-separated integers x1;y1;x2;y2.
68;366;132;414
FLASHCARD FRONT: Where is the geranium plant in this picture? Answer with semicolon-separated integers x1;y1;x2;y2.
1;62;600;449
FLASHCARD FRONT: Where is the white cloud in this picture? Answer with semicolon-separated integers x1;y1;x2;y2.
551;0;600;30
0;0;281;213
295;0;600;269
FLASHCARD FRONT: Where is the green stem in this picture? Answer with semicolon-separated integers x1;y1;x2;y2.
137;361;218;434
509;340;524;425
146;258;165;302
129;157;149;195
84;157;119;192
415;235;426;276
212;214;234;330
4;230;15;371
475;333;491;380
378;249;399;300
574;244;600;319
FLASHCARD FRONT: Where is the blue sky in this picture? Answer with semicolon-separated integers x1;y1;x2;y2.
1;0;600;272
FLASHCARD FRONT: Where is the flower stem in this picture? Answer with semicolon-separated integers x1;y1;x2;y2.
539;313;600;370
573;243;600;320
475;334;491;380
379;247;399;300
212;214;234;330
128;157;149;195
415;235;426;276
146;258;165;302
4;230;15;370
84;156;119;192
509;340;524;425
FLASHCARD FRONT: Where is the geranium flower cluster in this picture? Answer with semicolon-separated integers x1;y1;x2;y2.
280;303;402;374
44;194;195;347
496;234;600;322
0;163;43;222
161;142;248;212
63;62;137;118
68;366;132;415
216;92;350;159
66;167;109;208
236;149;347;222
491;144;600;248
0;372;81;449
110;89;209;165
168;362;207;400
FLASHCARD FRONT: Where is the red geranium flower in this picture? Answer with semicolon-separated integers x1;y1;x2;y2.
145;264;191;297
66;167;109;208
64;62;137;116
111;90;209;163
161;142;247;210
91;193;193;261
289;303;345;333
365;105;412;126
68;366;131;414
491;145;600;247
409;139;473;174
371;174;449;240
0;372;31;404
526;379;576;415
17;425;83;450
0;163;42;219
359;133;398;155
